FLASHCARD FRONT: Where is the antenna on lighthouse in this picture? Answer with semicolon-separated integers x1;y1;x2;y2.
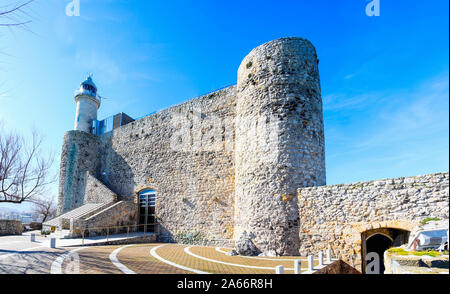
98;94;109;101
85;73;110;102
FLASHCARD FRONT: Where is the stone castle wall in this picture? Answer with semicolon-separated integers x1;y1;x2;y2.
234;37;326;255
58;131;100;214
57;37;448;257
84;172;118;204
297;172;449;270
76;201;138;237
60;85;237;244
59;37;327;248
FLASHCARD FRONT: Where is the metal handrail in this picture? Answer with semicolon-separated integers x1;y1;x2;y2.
71;222;236;245
73;223;159;244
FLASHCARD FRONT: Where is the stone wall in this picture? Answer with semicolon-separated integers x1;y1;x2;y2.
84;171;117;204
76;201;138;236
235;37;326;255
297;172;449;270
92;86;236;245
0;220;22;236
59;85;236;245
57;37;447;257
58;131;100;214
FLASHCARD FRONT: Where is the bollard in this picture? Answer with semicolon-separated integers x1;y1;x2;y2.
107;227;109;242
127;226;130;239
70;218;74;232
307;255;314;272
50;238;56;248
275;265;284;274
326;249;332;263
82;230;85;245
294;260;302;274
30;233;35;242
318;251;324;267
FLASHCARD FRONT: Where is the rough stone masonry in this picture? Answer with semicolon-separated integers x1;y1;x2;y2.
55;37;449;270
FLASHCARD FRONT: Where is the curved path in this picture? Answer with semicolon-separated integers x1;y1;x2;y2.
109;245;136;274
150;244;208;274
215;247;309;261
66;245;123;274
148;244;316;274
45;243;320;274
50;247;86;274
119;244;192;274
186;246;292;271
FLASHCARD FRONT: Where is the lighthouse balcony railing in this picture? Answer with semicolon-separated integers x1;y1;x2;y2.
74;89;98;99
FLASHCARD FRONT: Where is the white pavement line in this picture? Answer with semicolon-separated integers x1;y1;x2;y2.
109;245;136;274
0;246;46;260
149;244;210;274
187;246;300;271
50;247;85;274
215;247;308;262
215;247;229;255
0;241;26;245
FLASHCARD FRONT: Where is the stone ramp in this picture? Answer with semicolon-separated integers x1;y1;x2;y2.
43;203;107;230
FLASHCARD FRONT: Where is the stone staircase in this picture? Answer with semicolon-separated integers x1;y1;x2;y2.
43;202;110;232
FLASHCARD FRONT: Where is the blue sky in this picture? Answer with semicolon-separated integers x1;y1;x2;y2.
0;0;448;211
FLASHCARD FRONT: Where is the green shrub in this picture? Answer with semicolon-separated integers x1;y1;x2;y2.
421;217;441;225
387;247;442;257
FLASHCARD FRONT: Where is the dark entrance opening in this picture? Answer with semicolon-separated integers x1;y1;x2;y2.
365;234;392;274
361;228;409;274
138;189;156;233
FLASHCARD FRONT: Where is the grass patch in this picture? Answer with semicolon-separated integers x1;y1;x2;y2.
420;217;441;225
387;247;443;257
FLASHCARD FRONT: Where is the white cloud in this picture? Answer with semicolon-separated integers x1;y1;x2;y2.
356;72;449;149
73;50;126;85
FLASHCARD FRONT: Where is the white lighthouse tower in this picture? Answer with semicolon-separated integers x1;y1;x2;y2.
74;76;100;133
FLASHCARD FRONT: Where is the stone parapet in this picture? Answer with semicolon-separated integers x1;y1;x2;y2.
0;220;22;236
297;172;449;271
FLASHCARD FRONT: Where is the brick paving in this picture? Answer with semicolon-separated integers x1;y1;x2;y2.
63;245;123;274
153;244;316;274
0;247;66;274
0;239;322;274
118;244;191;274
65;243;321;274
190;246;316;270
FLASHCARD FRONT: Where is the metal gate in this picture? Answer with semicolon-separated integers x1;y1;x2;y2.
139;189;156;233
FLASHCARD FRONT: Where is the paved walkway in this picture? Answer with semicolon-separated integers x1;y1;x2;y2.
0;234;71;274
0;235;327;274
41;231;155;247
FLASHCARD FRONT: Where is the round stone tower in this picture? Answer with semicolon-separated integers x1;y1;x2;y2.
234;37;326;255
74;76;100;133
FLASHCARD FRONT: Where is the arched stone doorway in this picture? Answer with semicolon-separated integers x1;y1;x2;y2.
361;228;409;274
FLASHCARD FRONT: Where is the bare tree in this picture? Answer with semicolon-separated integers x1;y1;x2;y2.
0;0;34;27
31;196;56;223
0;123;55;204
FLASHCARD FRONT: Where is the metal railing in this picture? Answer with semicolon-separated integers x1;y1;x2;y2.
72;223;160;245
